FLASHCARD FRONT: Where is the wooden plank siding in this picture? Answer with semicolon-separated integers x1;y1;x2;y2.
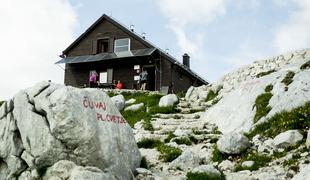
66;20;149;57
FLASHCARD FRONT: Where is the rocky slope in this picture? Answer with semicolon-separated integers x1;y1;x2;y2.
133;48;310;179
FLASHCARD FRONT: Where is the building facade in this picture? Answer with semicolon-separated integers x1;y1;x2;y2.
56;14;208;93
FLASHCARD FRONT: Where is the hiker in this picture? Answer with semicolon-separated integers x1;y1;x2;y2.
116;80;123;90
89;72;98;88
140;69;148;90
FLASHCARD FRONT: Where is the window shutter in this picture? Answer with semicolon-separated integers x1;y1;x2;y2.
107;68;113;83
92;40;97;54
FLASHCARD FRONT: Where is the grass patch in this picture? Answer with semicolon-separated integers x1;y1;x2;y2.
119;92;179;128
281;71;295;86
248;101;310;138
265;84;273;92
300;60;310;70
283;154;301;167
0;101;4;107
137;138;182;162
206;90;218;102
164;132;176;143
234;153;272;171
140;157;149;169
158;144;182;162
186;171;225;180
256;70;276;78
172;137;192;145
253;92;273;123
137;139;162;149
212;145;229;163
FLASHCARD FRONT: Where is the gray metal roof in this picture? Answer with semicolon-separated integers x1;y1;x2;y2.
56;48;156;64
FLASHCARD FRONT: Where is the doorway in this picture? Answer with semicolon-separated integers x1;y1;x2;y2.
143;66;155;91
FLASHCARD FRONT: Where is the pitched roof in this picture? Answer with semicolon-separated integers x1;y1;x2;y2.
62;14;209;84
56;48;156;64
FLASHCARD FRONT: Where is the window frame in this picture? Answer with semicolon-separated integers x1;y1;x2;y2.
114;38;130;52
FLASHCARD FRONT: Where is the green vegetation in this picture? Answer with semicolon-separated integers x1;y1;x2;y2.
248;101;310;138
234;153;272;171
300;60;310;70
186;171;225;180
265;84;273;92
137;138;182;162
281;71;295;86
140;157;149;169
172;137;192;145
137;138;162;149
283;154;301;167
206;90;218;102
164;131;176;143
253;92;273;123
0;101;4;107
212;145;229;163
116;92;179;128
256;70;276;78
157;144;182;162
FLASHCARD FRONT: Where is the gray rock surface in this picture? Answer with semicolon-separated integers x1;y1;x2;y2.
0;82;141;179
125;103;144;111
159;94;178;107
217;132;250;154
111;94;125;110
191;165;221;177
273;130;303;148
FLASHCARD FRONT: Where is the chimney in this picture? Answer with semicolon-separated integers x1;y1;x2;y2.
182;53;190;68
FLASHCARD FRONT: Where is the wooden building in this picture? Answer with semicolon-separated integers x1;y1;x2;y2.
56;14;208;93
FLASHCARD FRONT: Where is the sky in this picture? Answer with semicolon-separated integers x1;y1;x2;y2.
1;0;310;99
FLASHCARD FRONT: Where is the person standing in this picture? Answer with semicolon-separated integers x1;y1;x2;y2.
89;72;98;88
140;69;148;90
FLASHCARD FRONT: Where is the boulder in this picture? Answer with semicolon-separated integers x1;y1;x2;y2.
169;150;201;171
125;98;136;105
159;94;178;107
217;132;250;154
241;161;254;168
273;130;303;148
125;103;144;111
218;160;235;172
191;165;221;177
0;81;141;179
111;94;125;110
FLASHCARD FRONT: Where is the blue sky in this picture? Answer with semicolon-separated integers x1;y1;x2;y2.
1;0;310;99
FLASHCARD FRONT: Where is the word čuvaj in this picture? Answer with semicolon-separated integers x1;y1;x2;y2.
82;97;127;124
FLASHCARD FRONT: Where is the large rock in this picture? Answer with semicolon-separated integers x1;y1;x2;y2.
111;94;125;110
0;81;141;179
159;94;178;107
292;164;310;180
217;132;250;154
169;150;201;171
125;103;144;111
191;165;221;177
306;130;310;148
273;130;303;148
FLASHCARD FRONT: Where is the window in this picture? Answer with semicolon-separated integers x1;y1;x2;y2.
99;72;108;83
114;38;130;52
97;39;109;53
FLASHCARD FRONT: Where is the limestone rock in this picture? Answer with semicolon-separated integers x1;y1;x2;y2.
273;130;303;148
241;161;254;168
306;130;310;148
217;132;250;154
191;165;221;177
169;150;201;171
125;103;144;111
125;98;136;105
0;82;141;179
111;94;125;110
159;94;178;107
218;160;235;172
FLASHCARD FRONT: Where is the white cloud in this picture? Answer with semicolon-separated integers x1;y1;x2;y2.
0;0;77;99
274;0;310;53
158;0;226;55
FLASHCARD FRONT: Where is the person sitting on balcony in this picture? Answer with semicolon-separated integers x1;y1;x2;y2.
116;80;123;90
